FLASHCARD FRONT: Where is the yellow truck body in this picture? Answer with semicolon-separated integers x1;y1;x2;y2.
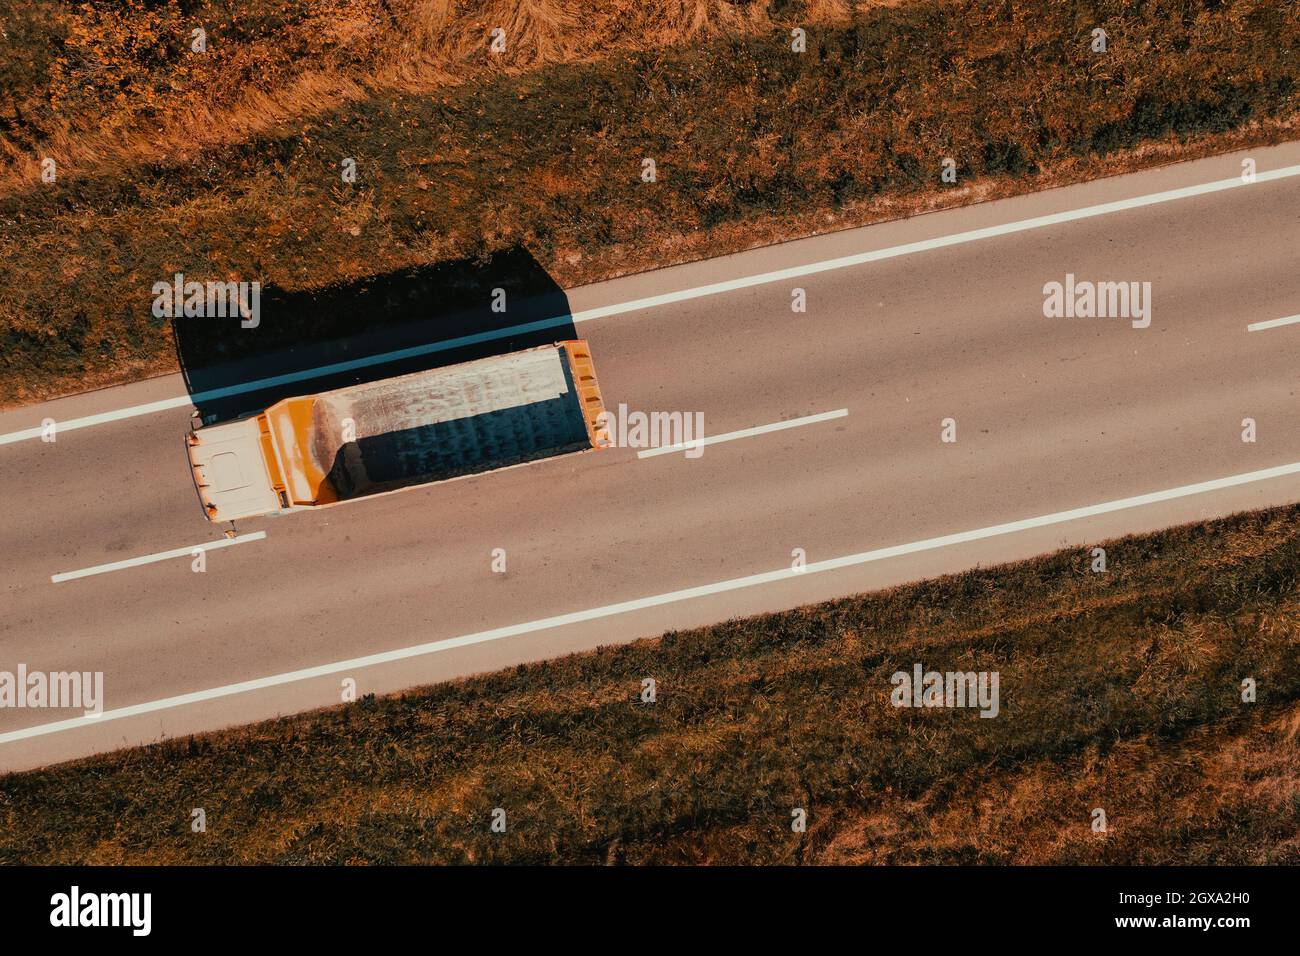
187;340;608;521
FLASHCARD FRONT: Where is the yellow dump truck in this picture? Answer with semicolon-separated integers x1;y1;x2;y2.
186;340;608;522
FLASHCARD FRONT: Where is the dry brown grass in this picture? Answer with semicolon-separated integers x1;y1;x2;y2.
816;699;1300;865
1;0;875;193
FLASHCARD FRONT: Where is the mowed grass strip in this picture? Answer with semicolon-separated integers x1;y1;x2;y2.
1;505;1297;864
2;0;1299;404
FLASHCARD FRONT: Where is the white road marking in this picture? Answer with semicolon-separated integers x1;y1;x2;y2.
4;163;1298;447
0;394;196;446
50;532;267;583
637;408;848;459
1247;314;1300;332
6;459;1300;744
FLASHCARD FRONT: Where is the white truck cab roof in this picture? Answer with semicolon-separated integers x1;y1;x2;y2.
186;417;282;522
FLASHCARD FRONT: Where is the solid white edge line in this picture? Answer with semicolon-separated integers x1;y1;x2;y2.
1246;314;1300;332
637;408;848;459
4;163;1298;447
7;459;1300;744
50;532;268;583
0;394;196;446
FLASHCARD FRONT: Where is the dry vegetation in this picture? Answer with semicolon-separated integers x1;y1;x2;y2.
2;0;1298;405
0;0;855;188
1;505;1297;864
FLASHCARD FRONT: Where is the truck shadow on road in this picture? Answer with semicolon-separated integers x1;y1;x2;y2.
172;246;576;424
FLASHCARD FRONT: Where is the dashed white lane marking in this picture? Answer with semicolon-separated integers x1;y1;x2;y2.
636;408;848;459
1247;314;1300;332
50;532;268;583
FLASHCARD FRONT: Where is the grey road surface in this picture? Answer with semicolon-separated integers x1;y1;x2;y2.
1;142;1298;770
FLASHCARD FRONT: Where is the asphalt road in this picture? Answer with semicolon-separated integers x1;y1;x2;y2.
2;142;1299;771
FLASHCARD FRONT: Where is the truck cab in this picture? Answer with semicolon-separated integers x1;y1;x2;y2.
186;415;286;521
